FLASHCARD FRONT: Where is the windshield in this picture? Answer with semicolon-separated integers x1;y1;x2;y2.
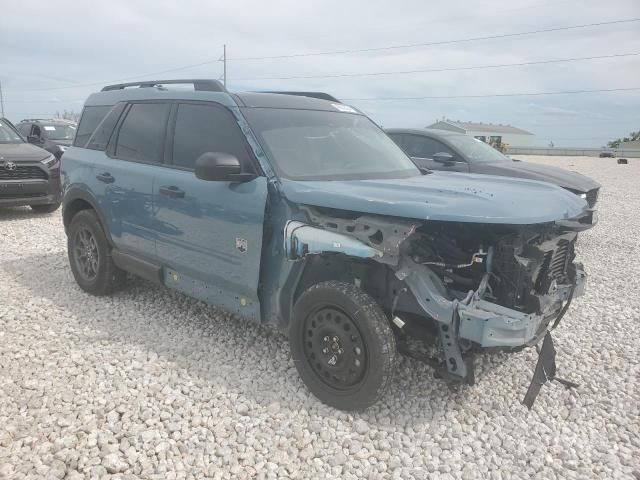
243;108;420;180
0;121;24;144
42;124;76;141
446;135;511;163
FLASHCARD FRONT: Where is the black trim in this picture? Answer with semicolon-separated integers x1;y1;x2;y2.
111;250;163;284
260;91;340;102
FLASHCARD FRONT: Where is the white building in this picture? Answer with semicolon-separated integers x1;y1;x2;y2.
426;119;535;148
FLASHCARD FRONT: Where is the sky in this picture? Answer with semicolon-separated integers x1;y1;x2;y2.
1;0;639;147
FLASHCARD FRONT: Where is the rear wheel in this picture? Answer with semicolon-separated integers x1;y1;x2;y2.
67;209;125;295
31;202;61;214
290;281;397;411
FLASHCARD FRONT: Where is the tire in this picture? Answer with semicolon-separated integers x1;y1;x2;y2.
31;202;61;214
67;209;125;296
290;281;397;411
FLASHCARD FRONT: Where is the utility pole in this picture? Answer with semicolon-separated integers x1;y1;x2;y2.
222;44;227;88
0;80;5;118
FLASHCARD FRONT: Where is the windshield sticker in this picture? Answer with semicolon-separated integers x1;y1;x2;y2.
44;126;57;131
331;103;357;113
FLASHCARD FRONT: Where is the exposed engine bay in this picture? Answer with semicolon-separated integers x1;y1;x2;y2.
285;206;588;403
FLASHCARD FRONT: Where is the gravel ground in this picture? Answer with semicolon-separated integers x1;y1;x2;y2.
0;156;638;480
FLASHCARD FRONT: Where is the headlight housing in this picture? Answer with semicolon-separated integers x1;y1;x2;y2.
41;155;59;168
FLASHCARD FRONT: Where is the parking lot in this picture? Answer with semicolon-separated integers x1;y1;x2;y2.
0;156;638;479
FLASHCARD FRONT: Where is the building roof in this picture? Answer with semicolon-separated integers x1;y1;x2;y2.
427;119;534;135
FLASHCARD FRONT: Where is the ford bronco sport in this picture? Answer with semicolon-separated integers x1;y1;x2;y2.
62;79;594;410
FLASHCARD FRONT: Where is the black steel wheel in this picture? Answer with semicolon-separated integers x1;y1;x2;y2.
290;281;397;411
67;209;125;296
303;307;368;390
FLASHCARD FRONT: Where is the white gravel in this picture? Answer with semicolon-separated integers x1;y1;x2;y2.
1;156;639;479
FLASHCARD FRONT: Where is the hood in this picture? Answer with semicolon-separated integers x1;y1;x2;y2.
478;160;600;192
280;172;590;225
0;143;51;162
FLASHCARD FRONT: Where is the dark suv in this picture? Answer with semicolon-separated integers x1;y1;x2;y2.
0;118;62;213
17;118;77;160
62;79;594;410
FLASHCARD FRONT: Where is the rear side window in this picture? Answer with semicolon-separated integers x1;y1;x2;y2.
115;103;170;163
74;106;111;147
171;103;250;170
86;103;126;151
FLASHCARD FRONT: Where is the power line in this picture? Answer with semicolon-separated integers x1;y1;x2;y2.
234;52;640;81
9;59;224;93
7;18;639;93
229;18;640;61
343;87;640;101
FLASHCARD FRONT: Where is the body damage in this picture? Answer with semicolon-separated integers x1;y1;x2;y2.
283;203;587;385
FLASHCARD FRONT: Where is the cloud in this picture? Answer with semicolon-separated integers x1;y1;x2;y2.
1;0;639;146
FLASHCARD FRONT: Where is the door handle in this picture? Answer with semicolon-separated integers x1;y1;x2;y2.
96;172;115;184
159;185;185;199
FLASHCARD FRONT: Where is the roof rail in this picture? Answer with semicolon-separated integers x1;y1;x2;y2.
101;79;226;92
18;118;48;123
261;91;341;102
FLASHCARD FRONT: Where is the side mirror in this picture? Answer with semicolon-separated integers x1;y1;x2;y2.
27;135;40;144
432;152;454;164
195;152;255;182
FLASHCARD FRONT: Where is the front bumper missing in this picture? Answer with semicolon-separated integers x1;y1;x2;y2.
458;265;586;348
398;257;587;397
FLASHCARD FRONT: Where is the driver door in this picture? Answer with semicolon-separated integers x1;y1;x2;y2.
401;134;469;172
152;101;267;322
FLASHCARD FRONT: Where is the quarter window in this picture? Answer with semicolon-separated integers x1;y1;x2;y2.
115;103;170;163
74;105;111;147
172;103;250;170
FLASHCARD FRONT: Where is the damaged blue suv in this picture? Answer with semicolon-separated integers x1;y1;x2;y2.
62;79;595;410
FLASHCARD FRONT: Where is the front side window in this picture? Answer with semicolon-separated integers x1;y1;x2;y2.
0;121;24;144
403;134;454;159
243;108;419;181
446;135;510;163
172;103;251;170
115;103;170;163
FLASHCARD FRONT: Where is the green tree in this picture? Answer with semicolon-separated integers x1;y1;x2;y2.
608;130;639;148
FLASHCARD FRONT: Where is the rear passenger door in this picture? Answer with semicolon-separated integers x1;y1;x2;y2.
152;101;268;321
100;102;171;258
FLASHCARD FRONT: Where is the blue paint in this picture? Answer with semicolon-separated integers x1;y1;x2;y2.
279;172;589;225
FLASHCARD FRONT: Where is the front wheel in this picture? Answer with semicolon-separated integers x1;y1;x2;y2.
31;202;61;214
67;209;125;296
290;281;397;411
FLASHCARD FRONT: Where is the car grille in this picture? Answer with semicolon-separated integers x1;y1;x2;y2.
586;188;599;208
0;165;48;181
0;192;47;199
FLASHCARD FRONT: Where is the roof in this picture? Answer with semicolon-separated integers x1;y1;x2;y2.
84;79;351;113
427;119;534;135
